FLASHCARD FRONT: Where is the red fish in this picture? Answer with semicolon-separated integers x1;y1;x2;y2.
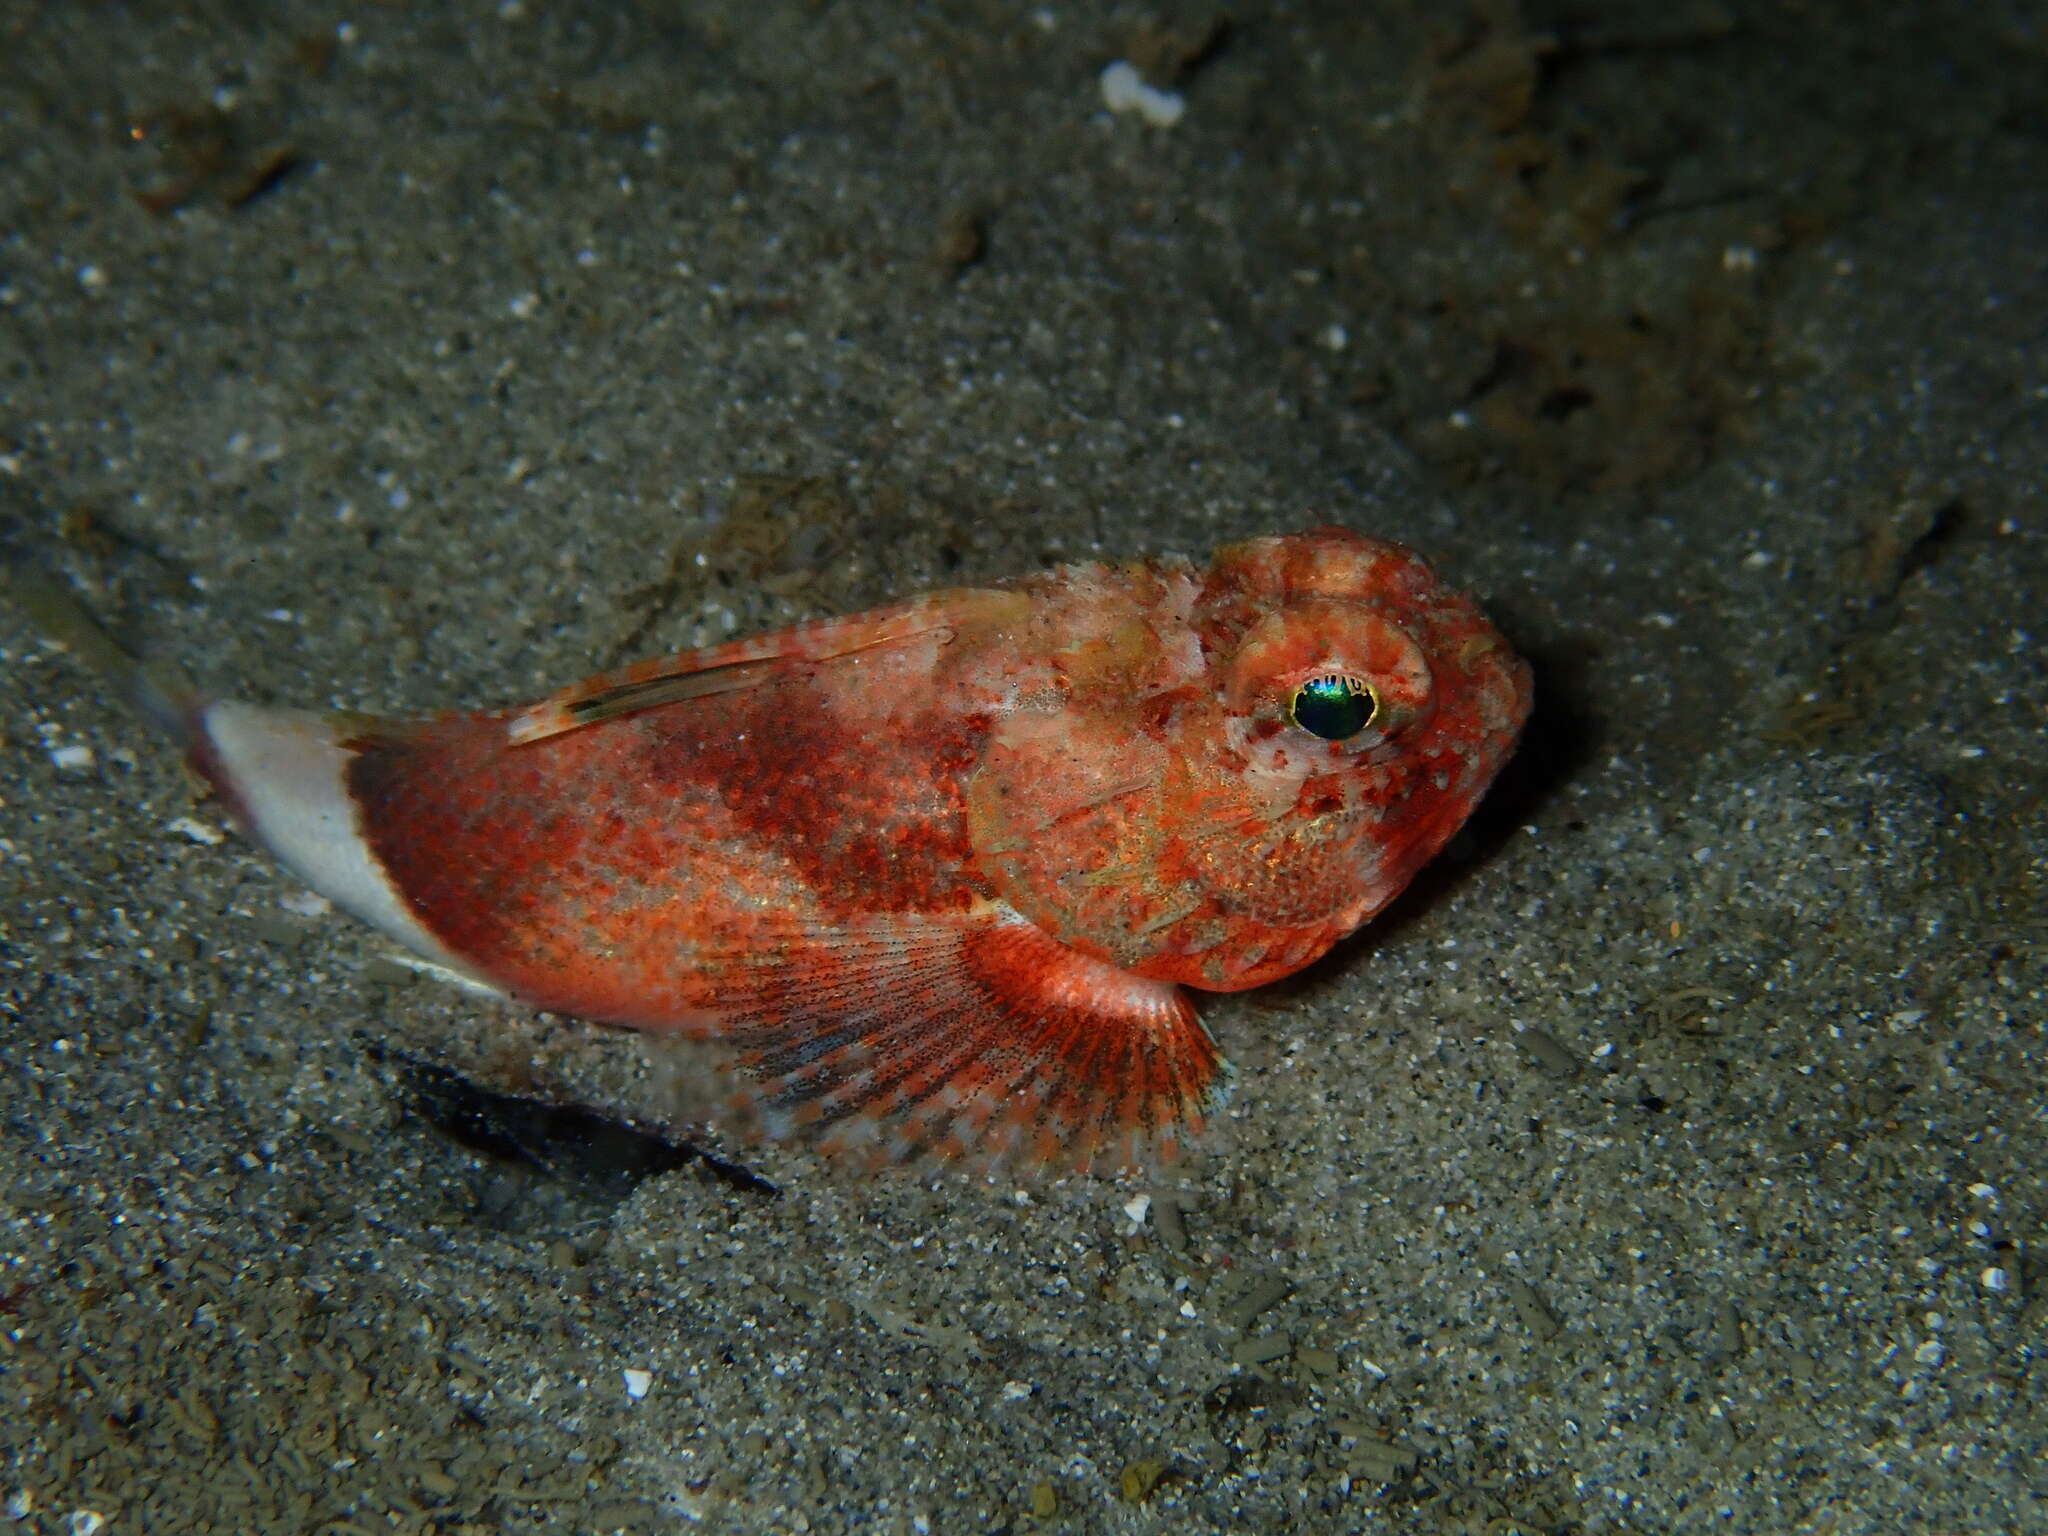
23;528;1531;1172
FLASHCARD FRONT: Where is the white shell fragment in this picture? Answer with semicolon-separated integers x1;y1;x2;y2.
1099;61;1186;128
166;815;226;845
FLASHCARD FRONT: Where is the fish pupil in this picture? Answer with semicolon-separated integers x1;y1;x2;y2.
1288;674;1376;740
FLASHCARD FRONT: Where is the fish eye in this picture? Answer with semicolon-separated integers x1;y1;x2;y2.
1286;672;1378;740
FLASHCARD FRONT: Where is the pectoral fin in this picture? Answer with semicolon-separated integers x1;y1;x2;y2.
687;911;1231;1173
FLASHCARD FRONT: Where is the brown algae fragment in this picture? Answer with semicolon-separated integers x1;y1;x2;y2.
1295;1345;1341;1378
1230;1333;1294;1368
1117;1458;1170;1504
1514;1024;1582;1076
1501;1274;1564;1341
1224;1274;1293;1331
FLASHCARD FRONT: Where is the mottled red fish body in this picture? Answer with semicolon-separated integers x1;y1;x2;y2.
342;620;989;1024
184;528;1529;1172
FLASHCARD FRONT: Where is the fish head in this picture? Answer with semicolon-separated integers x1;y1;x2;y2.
965;528;1532;992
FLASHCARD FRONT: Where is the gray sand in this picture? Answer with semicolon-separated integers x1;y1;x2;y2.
3;4;2044;1532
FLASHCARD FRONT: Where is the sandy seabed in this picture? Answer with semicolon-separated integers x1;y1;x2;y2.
3;4;2044;1532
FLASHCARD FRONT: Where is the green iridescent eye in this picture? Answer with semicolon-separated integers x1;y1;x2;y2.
1287;673;1378;740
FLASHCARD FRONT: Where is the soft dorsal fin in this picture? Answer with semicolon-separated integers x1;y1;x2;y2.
505;589;1030;746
